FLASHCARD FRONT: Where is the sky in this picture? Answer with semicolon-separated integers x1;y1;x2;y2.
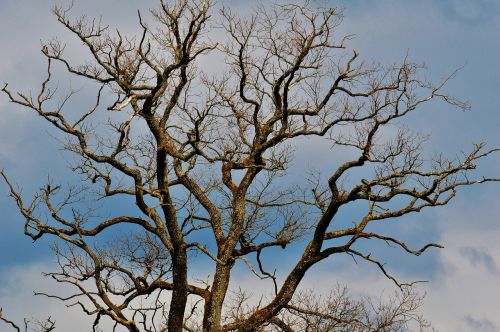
0;0;499;331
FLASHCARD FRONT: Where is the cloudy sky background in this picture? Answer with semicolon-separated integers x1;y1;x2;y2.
0;0;499;331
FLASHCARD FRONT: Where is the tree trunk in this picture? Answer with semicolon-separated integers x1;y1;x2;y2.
167;246;189;332
203;260;234;331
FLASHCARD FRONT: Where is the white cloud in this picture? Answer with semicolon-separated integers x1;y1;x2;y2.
418;193;500;332
0;262;95;331
1;196;499;331
232;188;500;332
1;1;499;332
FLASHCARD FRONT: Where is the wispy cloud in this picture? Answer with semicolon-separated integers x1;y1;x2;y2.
436;0;500;25
459;246;497;274
464;314;498;332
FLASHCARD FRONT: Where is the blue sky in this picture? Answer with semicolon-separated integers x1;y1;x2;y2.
0;1;499;331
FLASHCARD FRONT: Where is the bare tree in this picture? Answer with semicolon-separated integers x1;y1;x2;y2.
1;1;497;331
0;308;55;332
